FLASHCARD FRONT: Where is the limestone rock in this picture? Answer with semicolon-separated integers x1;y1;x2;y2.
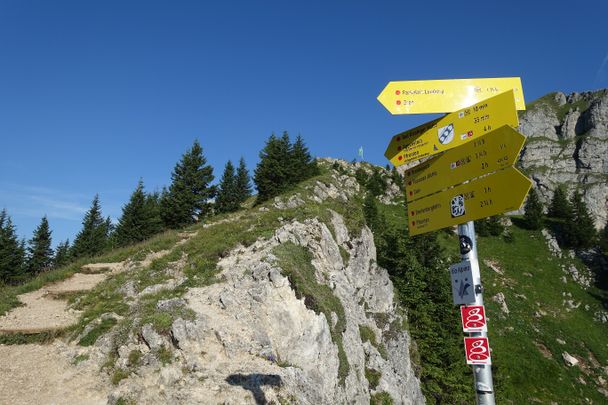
492;293;509;315
562;352;579;367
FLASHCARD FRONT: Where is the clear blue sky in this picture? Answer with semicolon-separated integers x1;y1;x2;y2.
1;0;607;246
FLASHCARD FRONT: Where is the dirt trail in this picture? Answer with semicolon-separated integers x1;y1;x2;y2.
0;232;196;335
0;343;108;405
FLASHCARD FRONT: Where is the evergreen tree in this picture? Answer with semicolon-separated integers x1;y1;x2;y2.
215;160;239;213
548;185;571;219
523;188;544;230
114;180;163;246
71;195;110;258
235;157;252;205
0;210;26;284
254;133;292;203
27;216;53;275
366;169;387;196
599;220;608;255
160;140;215;228
363;193;380;232
53;239;71;268
290;134;319;182
476;216;504;236
563;190;597;249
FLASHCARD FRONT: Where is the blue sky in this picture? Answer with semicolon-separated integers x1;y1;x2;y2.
1;0;607;246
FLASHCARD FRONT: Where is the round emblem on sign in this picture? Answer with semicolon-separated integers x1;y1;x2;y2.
451;194;465;218
438;123;455;145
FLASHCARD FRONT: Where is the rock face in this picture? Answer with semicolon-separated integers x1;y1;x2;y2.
109;214;424;404
518;89;608;228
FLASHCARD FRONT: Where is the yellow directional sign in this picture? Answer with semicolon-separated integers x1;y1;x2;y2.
404;125;525;202
385;90;520;166
407;167;532;236
377;77;525;115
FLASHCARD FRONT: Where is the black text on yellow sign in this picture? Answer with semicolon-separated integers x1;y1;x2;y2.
406;167;532;236
377;77;526;115
404;126;526;202
385;90;519;167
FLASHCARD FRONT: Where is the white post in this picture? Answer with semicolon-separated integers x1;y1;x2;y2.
458;221;496;405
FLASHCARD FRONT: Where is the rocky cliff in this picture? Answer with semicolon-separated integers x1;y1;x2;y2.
518;89;608;227
0;161;423;405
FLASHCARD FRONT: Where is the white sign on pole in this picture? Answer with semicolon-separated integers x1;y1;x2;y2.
450;261;475;305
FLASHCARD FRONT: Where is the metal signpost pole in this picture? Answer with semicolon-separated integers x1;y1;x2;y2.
458;221;495;405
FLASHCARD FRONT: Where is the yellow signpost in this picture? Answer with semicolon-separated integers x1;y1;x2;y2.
406;167;531;236
404;125;526;202
377;77;525;115
385;90;519;167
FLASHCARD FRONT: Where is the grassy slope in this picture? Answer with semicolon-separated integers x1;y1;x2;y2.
2;161;606;403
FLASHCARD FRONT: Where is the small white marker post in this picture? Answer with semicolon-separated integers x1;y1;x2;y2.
458;221;495;405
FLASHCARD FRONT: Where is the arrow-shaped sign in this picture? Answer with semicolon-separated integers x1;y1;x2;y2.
404;125;526;202
385;90;519;167
407;166;532;236
377;77;525;115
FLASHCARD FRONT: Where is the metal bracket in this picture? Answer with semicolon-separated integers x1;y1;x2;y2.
475;284;483;294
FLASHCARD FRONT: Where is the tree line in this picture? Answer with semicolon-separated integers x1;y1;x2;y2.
0;131;318;285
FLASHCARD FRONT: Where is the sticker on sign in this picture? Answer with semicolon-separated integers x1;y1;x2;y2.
450;261;475;306
464;337;492;365
460;305;487;333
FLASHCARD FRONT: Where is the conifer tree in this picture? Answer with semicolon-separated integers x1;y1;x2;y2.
363;193;380;232
366;169;387;196
563;190;597;249
599;220;608;255
548;185;571;219
27;216;53;275
290;134;319;182
114;180;162;246
215;160;239;213
161;140;215;228
53;239;71;268
254;133;292;203
235;157;252;205
523;188;544;230
71;195;110;258
0;210;26;284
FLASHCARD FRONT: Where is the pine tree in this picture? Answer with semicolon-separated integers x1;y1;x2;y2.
563;190;597;249
363;193;380;232
0;210;26;284
71;195;110;258
235;157;252;205
27;216;53;275
53;239;71;268
548;185;571;219
476;216;504;236
254;133;292;203
290;134;319;182
114;180;163;246
161;140;215;228
599;220;608;254
215;160;239;213
366;169;387;196
523;188;544;230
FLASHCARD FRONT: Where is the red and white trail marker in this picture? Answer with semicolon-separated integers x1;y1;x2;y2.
460;305;487;333
464;337;492;365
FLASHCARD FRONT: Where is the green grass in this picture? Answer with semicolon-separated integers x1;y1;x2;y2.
274;242;350;385
72;353;89;365
475;224;608;404
0;330;65;345
365;367;381;390
370;391;393;405
359;325;388;360
78;318;118;346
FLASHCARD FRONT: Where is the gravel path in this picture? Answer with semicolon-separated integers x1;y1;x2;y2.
0;343;108;405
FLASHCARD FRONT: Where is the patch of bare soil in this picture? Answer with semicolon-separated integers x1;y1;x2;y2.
0;343;108;405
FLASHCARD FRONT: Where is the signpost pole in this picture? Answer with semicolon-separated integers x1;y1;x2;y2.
458;221;495;405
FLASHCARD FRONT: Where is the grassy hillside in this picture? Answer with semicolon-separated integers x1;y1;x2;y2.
1;160;606;403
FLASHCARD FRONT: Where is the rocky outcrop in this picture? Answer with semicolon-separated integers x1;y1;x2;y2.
108;214;424;404
518;89;608;228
